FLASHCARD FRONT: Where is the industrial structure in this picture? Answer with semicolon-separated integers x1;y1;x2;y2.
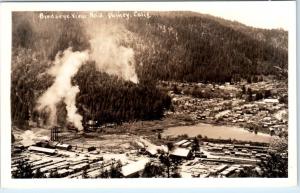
50;126;60;141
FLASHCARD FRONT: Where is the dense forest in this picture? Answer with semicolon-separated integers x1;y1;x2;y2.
11;11;288;128
127;12;287;83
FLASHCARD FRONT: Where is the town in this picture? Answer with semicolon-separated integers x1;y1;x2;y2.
11;79;288;178
160;79;288;138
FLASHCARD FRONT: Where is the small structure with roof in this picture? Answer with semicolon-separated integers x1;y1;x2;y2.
56;143;72;151
146;147;158;157
28;146;58;155
121;159;149;178
174;140;188;147
170;147;192;160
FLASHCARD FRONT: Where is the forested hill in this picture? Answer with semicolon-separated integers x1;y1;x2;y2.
126;11;288;83
12;11;288;83
11;11;287;128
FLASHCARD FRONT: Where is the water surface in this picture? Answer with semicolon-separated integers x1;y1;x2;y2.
163;123;273;143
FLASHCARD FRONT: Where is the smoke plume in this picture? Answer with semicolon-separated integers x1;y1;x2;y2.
36;48;89;130
90;36;138;83
87;23;139;83
37;22;139;131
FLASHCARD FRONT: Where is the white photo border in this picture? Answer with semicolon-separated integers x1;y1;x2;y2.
0;1;297;190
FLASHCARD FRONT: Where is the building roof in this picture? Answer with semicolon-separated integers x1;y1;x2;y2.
57;168;69;175
121;159;149;177
174;140;188;146
136;141;145;148
170;147;191;157
146;147;157;155
215;164;228;172
263;98;279;103
28;146;57;154
48;141;59;147
160;145;169;153
56;143;72;148
181;141;192;148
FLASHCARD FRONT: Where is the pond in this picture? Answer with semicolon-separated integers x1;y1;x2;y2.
162;123;274;143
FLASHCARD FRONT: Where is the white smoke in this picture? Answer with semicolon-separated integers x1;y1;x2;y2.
37;48;89;130
20;130;50;146
90;36;138;83
64;85;83;130
87;23;139;83
37;23;139;131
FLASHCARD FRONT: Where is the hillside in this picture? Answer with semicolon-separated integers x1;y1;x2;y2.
125;11;287;83
11;11;288;128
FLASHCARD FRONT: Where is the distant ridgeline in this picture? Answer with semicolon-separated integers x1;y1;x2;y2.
11;11;287;128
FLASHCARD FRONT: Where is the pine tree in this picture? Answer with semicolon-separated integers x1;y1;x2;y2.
82;168;89;179
12;159;34;178
109;160;123;178
192;137;200;152
33;168;45;178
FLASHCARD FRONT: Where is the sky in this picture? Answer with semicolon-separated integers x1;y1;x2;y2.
189;1;295;30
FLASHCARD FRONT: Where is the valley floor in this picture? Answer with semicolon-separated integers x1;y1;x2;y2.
11;79;288;178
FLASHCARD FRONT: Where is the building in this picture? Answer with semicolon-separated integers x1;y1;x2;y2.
210;164;228;175
121;159;149;178
169;147;192;160
219;165;240;177
181;141;192;148
56;143;72;151
35;140;51;148
263;98;279;104
146;147;158;157
174;140;188;147
87;146;96;152
28;146;58;155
